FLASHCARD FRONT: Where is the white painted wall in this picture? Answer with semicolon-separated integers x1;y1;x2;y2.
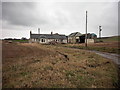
85;39;95;43
30;38;67;44
63;39;67;43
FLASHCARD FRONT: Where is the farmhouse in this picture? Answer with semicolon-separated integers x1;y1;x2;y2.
29;31;67;44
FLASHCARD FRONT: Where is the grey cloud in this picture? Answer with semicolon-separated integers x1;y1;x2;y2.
2;2;71;29
2;2;49;27
2;2;119;38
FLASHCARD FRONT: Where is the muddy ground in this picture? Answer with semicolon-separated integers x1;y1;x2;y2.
2;41;119;88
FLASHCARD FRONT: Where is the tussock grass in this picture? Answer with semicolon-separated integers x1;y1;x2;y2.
2;42;119;88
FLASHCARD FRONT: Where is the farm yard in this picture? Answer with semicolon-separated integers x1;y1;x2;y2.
2;40;119;88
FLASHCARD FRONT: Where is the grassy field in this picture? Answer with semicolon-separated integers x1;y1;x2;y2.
2;41;119;88
96;36;120;42
62;36;120;54
58;36;120;54
62;42;120;54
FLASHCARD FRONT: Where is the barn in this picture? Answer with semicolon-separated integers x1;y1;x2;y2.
68;32;97;43
29;31;67;44
68;32;82;43
79;33;97;43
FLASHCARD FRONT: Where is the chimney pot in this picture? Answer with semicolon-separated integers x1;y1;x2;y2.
30;31;32;34
38;28;40;34
51;32;53;35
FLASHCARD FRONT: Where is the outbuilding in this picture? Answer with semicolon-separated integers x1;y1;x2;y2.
68;32;82;43
79;33;97;43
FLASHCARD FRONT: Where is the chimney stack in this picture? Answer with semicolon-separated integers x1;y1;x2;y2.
30;31;32;35
30;31;32;38
38;28;40;34
51;31;53;35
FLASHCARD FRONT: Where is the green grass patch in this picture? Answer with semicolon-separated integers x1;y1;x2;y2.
20;72;29;76
10;39;29;42
65;70;76;77
64;45;119;54
96;36;120;42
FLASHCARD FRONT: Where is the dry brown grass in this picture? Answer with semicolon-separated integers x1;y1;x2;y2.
2;41;119;88
63;41;120;49
62;41;120;54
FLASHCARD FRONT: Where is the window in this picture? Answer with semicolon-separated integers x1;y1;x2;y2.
41;39;45;42
61;39;63;42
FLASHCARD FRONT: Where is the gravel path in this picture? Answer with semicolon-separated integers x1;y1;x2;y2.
89;50;120;65
64;46;120;65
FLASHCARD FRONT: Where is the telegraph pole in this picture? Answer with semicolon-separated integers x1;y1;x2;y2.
85;11;88;47
99;26;102;38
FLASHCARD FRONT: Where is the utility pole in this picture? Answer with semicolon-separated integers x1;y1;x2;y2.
38;28;40;34
85;11;88;47
99;26;102;38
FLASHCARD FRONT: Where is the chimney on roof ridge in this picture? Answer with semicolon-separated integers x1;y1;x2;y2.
38;28;40;34
30;31;32;38
51;31;53;35
30;31;32;34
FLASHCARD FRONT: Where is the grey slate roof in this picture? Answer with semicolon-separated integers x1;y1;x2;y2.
80;33;97;39
68;32;82;37
31;34;67;39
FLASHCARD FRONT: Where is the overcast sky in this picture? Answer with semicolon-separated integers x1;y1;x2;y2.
1;0;119;39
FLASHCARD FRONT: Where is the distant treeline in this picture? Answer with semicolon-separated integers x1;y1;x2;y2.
4;37;28;40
